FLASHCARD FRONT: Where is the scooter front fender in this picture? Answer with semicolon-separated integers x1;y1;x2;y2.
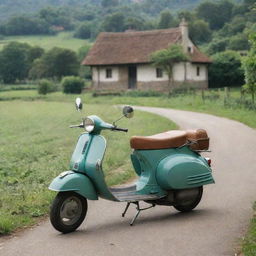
49;171;98;200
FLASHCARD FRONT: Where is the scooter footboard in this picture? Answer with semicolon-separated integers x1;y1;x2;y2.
49;171;98;200
156;155;214;190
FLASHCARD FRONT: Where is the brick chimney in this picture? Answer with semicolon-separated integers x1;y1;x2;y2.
179;18;189;53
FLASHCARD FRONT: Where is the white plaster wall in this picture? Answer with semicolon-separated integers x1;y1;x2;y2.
137;65;168;82
92;63;207;84
173;63;186;81
92;67;99;82
92;66;119;82
187;39;194;53
186;63;207;81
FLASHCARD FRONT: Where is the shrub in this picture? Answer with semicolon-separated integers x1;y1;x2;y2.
62;76;85;94
38;79;57;95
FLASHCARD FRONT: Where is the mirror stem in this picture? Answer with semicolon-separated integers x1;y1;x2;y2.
113;115;125;126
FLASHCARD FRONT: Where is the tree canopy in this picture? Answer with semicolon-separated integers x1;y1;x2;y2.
150;44;189;95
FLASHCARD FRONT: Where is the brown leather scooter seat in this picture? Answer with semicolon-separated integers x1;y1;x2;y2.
130;129;209;150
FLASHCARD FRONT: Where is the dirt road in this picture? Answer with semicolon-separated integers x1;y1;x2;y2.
1;107;256;256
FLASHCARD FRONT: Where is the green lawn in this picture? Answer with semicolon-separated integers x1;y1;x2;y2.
1;88;255;128
0;101;177;234
0;32;87;51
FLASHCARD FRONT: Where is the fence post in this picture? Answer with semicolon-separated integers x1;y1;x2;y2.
240;88;245;100
224;87;230;98
218;88;221;98
201;89;205;103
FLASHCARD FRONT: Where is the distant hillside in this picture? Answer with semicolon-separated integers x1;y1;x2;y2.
0;0;211;21
0;0;94;21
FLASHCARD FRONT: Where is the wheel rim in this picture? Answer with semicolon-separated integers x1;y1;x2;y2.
59;196;83;226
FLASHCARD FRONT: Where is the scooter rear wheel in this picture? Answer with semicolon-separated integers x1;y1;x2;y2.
173;186;203;212
50;191;87;233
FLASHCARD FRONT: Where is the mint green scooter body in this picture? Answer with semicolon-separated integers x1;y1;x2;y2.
49;114;214;202
49;132;117;201
131;147;214;192
49;171;98;200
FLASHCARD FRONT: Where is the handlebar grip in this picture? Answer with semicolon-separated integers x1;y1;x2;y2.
112;127;128;132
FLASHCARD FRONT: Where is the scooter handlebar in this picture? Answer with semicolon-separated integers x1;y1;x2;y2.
69;123;84;128
111;127;128;132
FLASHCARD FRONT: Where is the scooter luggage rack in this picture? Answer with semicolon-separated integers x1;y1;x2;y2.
179;140;211;152
122;201;155;226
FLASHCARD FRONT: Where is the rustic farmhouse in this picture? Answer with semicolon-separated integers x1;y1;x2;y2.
82;20;212;92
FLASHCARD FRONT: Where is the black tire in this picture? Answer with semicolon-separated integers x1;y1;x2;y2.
50;191;87;233
173;186;203;212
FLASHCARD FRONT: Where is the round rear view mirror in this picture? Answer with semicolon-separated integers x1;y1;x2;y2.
123;106;134;118
75;97;83;111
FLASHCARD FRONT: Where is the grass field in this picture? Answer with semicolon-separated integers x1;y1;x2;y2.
0;32;87;51
0;101;177;234
0;88;255;128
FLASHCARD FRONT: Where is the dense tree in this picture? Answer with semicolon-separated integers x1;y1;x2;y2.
77;45;92;79
0;42;31;83
196;0;234;30
209;51;244;88
206;38;229;55
150;44;189;96
28;46;45;64
189;19;211;44
102;12;125;32
125;17;145;31
3;16;49;35
218;16;247;37
178;10;195;23
74;23;92;39
242;33;256;102
228;33;249;51
101;0;119;8
158;10;175;29
39;7;72;30
29;47;79;80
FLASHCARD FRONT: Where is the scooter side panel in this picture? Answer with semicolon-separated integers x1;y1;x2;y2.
85;135;118;201
156;153;215;189
49;171;98;200
69;133;90;172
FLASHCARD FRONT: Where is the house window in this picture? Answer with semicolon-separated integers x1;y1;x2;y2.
188;46;192;53
156;68;163;78
196;66;200;76
106;68;112;78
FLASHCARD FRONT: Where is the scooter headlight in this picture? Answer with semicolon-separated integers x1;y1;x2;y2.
84;118;95;133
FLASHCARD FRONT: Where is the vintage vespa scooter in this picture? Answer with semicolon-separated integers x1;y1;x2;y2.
49;98;214;233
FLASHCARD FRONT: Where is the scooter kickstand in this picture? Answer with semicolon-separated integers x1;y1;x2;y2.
122;202;131;217
130;202;156;226
130;202;140;226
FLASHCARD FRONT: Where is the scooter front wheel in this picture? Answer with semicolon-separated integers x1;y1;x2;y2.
173;186;203;212
50;191;87;233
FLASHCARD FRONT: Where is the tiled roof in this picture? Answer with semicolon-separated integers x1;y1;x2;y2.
83;27;211;65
